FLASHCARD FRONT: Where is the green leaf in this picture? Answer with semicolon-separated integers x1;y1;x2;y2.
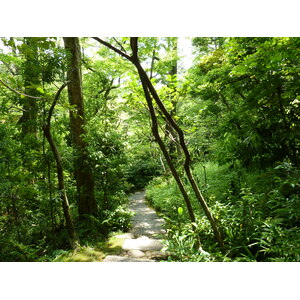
231;65;248;76
178;207;183;215
36;87;45;94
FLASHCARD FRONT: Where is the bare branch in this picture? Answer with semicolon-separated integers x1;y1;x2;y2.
0;79;46;100
82;57;96;73
92;37;132;61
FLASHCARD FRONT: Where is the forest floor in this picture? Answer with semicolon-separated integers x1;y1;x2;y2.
103;190;168;262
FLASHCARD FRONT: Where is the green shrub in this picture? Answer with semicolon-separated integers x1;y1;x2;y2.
100;205;133;233
256;217;300;261
0;236;41;262
162;221;213;262
146;176;187;220
126;156;162;190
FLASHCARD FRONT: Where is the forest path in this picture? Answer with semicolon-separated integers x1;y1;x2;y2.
103;190;167;262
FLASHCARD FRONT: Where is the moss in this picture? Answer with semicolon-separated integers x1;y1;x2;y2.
52;233;127;262
96;235;125;256
54;246;105;262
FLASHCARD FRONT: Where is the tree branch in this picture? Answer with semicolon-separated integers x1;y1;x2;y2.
46;81;70;128
82;57;96;73
113;37;127;53
0;79;46;100
92;37;132;61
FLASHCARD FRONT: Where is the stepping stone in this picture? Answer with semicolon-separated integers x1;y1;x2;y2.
145;250;167;257
127;249;145;258
102;255;152;262
122;237;163;251
114;233;134;239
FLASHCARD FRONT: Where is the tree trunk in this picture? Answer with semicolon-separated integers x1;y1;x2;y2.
135;58;224;248
139;74;197;224
138;70;200;249
130;39;224;249
165;38;181;161
18;37;39;136
43;82;79;249
63;37;97;216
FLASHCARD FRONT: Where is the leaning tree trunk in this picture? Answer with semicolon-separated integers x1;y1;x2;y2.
42;82;79;249
138;52;201;249
63;37;97;216
139;73;197;225
165;37;181;160
93;37;224;249
135;58;224;249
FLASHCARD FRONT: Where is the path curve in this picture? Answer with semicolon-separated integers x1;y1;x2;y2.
103;190;167;262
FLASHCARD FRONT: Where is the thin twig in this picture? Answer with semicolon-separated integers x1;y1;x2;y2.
0;79;46;100
112;37;127;53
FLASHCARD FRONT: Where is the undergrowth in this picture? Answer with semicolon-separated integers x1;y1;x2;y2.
146;161;300;262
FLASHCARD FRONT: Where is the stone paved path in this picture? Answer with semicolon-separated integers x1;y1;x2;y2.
103;191;167;262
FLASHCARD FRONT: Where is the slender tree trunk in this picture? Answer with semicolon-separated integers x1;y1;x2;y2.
47;161;57;246
43;82;79;249
134;57;224;248
63;37;97;216
139;74;197;224
165;38;181;160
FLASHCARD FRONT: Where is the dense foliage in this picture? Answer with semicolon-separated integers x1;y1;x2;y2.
0;37;299;261
146;37;300;261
